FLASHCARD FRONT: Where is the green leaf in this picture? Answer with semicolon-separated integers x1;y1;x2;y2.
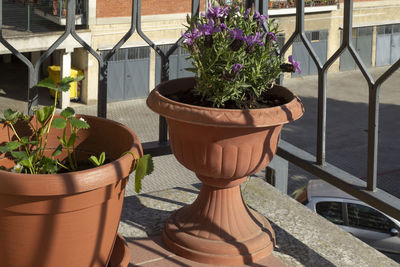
67;133;77;147
88;155;100;167
11;151;28;160
58;77;75;92
69;117;90;129
52;144;63;157
3;109;20;123
134;154;154;193
58;75;84;92
61;107;75;119
19;159;32;168
38;156;58;174
57;136;66;146
0;146;10;154
7;141;22;150
99;152;105;165
36;77;58;90
52;118;67;129
35;106;54;124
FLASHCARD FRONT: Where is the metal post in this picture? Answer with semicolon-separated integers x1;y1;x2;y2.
367;84;379;191
266;155;289;194
316;68;327;165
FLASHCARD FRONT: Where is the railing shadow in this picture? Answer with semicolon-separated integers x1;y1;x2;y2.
121;184;336;266
269;221;336;267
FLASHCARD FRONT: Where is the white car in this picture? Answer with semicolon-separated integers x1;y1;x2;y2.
297;179;400;254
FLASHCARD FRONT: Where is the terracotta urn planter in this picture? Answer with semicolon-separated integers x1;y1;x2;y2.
147;78;304;265
0;115;142;267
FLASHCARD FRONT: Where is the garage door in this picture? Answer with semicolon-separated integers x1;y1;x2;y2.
155;44;194;86
103;47;150;102
376;24;400;66
340;27;373;71
292;30;328;77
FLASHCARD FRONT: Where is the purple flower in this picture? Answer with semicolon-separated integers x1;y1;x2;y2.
229;28;244;40
244;32;263;47
206;5;229;19
182;28;202;46
218;23;227;31
243;8;251;18
289;55;301;74
253;11;268;25
232;63;242;75
198;19;219;36
266;32;277;42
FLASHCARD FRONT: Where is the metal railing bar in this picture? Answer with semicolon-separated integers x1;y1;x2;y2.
0;1;37;113
135;0;169;143
347;42;374;85
299;31;323;71
277;140;400;220
322;43;346;71
135;0;168;60
103;0;138;62
375;58;400;87
316;69;327;165
280;32;298;56
142;141;171;157
136;0;199;144
192;0;200;17
341;0;374;84
367;83;379;191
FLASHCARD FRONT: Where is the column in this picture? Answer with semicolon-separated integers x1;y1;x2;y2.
60;49;72;109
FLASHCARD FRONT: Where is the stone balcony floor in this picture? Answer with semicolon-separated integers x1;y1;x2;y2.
119;177;398;266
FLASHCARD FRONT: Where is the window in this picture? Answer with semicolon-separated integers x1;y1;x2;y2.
347;203;395;233
101;47;150;62
316;202;344;225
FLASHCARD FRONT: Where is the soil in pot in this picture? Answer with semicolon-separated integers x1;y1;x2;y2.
165;87;288;109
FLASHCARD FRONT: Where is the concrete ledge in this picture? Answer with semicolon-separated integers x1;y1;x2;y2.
119;177;398;266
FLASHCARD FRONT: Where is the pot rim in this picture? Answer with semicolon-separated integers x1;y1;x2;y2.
0;115;142;196
147;77;304;128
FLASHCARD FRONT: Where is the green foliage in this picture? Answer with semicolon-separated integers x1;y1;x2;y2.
69;117;90;129
36;77;58;90
88;152;106;167
61;107;75;119
122;151;154;193
134;154;154;193
0;75;152;193
182;3;299;108
0;75;90;174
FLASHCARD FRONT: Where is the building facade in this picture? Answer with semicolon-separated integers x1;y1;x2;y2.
0;0;399;107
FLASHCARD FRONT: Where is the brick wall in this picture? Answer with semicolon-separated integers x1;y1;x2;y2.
97;0;206;18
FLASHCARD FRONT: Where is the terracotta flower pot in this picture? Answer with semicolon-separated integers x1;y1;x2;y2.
147;78;304;265
0;115;142;267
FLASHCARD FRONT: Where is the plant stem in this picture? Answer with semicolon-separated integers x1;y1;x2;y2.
9;123;34;173
41;90;58;155
57;161;70;171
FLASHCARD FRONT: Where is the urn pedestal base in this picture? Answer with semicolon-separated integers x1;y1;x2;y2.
162;178;275;266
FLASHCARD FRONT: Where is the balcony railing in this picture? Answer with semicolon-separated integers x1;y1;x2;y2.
0;0;399;231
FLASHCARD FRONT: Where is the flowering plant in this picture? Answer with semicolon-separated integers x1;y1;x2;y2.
182;2;300;108
0;76;152;191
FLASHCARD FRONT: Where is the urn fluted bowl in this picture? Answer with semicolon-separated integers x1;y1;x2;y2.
147;77;304;265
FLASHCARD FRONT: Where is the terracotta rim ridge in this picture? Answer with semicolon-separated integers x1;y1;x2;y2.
147;77;304;128
0;115;142;196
